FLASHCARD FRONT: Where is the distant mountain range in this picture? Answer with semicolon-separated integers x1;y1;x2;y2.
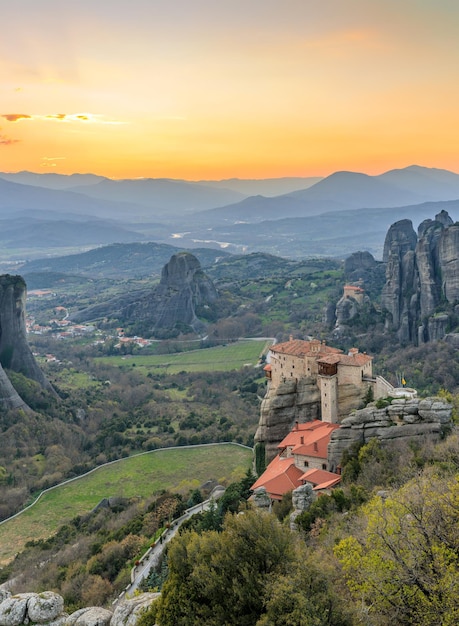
1;165;459;263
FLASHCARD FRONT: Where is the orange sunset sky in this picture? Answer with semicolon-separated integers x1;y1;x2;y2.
1;0;459;180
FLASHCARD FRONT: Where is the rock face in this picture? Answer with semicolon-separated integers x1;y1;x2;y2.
328;396;452;470
122;252;218;336
381;211;459;343
0;276;53;391
0;592;66;626
0;275;54;410
111;594;160;626
0;592;159;626
290;483;315;530
255;378;321;461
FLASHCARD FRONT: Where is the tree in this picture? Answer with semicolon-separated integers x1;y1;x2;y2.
155;510;350;626
335;467;459;625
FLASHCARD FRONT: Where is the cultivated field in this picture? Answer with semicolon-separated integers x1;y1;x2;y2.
97;339;271;374
0;443;252;565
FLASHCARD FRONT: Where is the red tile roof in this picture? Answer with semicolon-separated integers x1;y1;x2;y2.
278;420;340;459
317;352;372;367
270;339;342;358
251;456;304;500
300;468;341;491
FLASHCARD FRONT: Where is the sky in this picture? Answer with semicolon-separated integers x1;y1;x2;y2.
1;0;459;180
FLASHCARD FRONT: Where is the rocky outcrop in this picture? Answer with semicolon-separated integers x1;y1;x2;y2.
0;276;55;410
290;484;315;530
111;594;160;626
0;592;66;626
122;252;217;336
252;486;272;510
0;592;159;626
328;396;452;470
381;211;459;343
343;251;386;298
255;378;321;461
73;253;218;337
0;276;53;392
67;608;112;626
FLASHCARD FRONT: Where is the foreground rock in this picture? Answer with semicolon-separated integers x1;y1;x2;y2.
0;592;159;626
0;592;66;626
111;593;160;626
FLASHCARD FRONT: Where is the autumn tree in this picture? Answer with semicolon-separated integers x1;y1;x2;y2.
335;467;459;625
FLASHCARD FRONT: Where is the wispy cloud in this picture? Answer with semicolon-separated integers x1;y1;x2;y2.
40;156;67;168
0;134;20;145
3;112;126;125
2;113;31;122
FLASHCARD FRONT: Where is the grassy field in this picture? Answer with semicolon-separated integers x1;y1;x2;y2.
96;339;271;374
0;444;252;565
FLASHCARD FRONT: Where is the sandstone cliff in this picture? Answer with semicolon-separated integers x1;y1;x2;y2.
122;252;218;335
327;396;452;470
0;275;54;410
255;378;320;460
381;210;459;343
71;253;218;337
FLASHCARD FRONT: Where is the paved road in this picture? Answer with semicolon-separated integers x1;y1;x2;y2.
114;490;224;604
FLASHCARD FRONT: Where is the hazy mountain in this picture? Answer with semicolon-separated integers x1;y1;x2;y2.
196;166;459;225
0;171;106;189
196;176;322;197
0;177;147;220
66;178;246;214
177;200;459;260
20;242;231;279
379;165;459;200
0;218;146;248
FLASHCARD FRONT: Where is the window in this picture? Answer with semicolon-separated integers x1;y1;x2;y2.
304;461;309;467
322;463;327;470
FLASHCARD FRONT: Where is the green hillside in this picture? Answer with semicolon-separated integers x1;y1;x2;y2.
0;443;252;565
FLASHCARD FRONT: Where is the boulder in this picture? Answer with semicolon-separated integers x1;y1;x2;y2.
27;592;65;623
290;484;315;530
110;594;160;626
251;487;271;510
0;595;32;626
66;608;113;626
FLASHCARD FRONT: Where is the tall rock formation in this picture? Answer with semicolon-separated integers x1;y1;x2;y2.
381;210;459;343
122;252;218;335
0;275;54;391
0;275;54;409
255;378;321;461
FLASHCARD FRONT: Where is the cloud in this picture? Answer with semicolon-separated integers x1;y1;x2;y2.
2;112;127;125
0;134;20;145
45;113;66;120
2;113;31;122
